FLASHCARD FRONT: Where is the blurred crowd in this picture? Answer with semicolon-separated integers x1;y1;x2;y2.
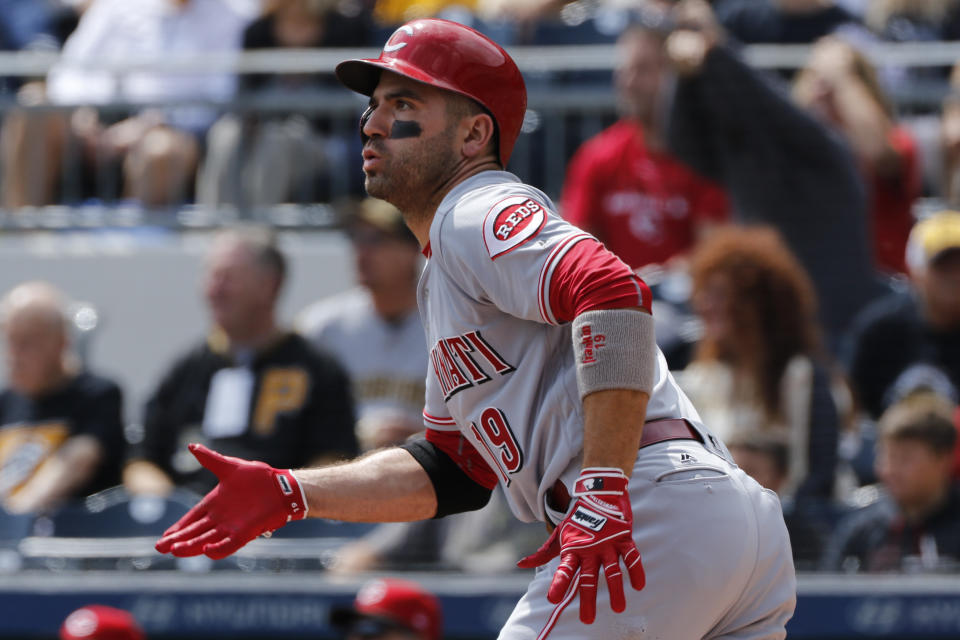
2;0;960;210
0;0;959;584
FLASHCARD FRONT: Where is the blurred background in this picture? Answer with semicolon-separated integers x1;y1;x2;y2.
1;0;960;638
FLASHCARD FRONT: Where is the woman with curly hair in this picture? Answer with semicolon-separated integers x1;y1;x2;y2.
677;225;849;501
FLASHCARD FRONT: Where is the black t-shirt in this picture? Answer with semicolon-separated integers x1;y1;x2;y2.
0;372;125;500
136;332;358;494
845;292;960;419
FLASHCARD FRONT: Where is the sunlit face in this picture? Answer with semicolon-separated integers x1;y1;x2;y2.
614;30;667;122
875;438;953;512
203;238;277;339
360;72;461;207
3;308;66;396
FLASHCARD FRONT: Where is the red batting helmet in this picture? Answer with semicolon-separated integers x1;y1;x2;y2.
329;577;442;640
60;605;144;640
336;18;527;167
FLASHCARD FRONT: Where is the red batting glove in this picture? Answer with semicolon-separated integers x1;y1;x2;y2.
517;467;645;624
154;443;307;560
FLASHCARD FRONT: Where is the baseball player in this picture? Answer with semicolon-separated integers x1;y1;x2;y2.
156;19;797;639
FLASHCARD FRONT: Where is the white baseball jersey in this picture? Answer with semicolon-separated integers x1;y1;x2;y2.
297;288;427;432
418;170;728;524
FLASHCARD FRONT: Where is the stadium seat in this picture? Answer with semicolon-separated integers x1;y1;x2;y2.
0;508;35;545
48;486;200;538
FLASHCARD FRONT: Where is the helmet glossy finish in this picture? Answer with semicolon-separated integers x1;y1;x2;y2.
336;19;527;166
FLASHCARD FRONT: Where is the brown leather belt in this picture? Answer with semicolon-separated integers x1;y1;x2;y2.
547;418;702;514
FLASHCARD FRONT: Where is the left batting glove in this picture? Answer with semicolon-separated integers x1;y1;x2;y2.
517;467;645;624
154;443;307;560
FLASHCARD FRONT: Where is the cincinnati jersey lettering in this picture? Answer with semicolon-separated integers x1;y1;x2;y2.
430;331;515;400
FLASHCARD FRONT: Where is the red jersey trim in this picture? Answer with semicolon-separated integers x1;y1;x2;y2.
422;410;457;428
422;242;432;258
538;232;592;324
544;236;652;324
425;427;499;490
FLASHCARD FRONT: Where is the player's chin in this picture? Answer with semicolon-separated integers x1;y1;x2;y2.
364;175;390;200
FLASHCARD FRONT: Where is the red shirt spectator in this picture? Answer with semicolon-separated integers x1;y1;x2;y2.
869;126;921;274
561;119;729;269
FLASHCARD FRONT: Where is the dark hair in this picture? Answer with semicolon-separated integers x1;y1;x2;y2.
689;225;821;419
879;392;958;455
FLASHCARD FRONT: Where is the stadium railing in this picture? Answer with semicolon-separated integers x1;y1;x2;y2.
0;40;953;208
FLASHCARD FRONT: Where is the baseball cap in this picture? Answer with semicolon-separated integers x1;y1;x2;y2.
330;578;442;640
349;198;418;246
906;210;960;272
60;605;144;640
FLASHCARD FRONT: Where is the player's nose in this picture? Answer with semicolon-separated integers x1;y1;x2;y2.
360;105;390;141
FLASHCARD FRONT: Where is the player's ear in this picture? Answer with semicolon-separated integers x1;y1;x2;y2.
461;112;497;162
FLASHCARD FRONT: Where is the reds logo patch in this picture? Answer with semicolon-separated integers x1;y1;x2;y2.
483;196;547;259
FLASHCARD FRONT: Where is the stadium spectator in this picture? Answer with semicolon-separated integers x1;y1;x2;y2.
0;0;259;210
845;211;960;421
297;199;425;451
560;22;729;270
822;392;960;572
330;577;442;640
676;225;845;501
727;429;792;495
715;0;864;44
0;282;125;514
197;0;371;209
60;604;145;640
792;36;921;274
725;429;828;568
123;226;357;497
665;0;886;343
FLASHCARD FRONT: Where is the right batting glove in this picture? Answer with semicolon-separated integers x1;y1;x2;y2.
517;467;646;624
154;443;307;560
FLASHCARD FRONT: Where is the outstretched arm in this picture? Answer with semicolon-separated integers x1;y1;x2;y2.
296;447;437;522
154;444;437;560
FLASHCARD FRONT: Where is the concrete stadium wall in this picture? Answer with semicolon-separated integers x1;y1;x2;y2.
0;229;355;423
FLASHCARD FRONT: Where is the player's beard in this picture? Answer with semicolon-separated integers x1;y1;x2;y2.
363;121;460;217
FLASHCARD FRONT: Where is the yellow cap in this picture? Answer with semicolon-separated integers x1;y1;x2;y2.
906;210;960;271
